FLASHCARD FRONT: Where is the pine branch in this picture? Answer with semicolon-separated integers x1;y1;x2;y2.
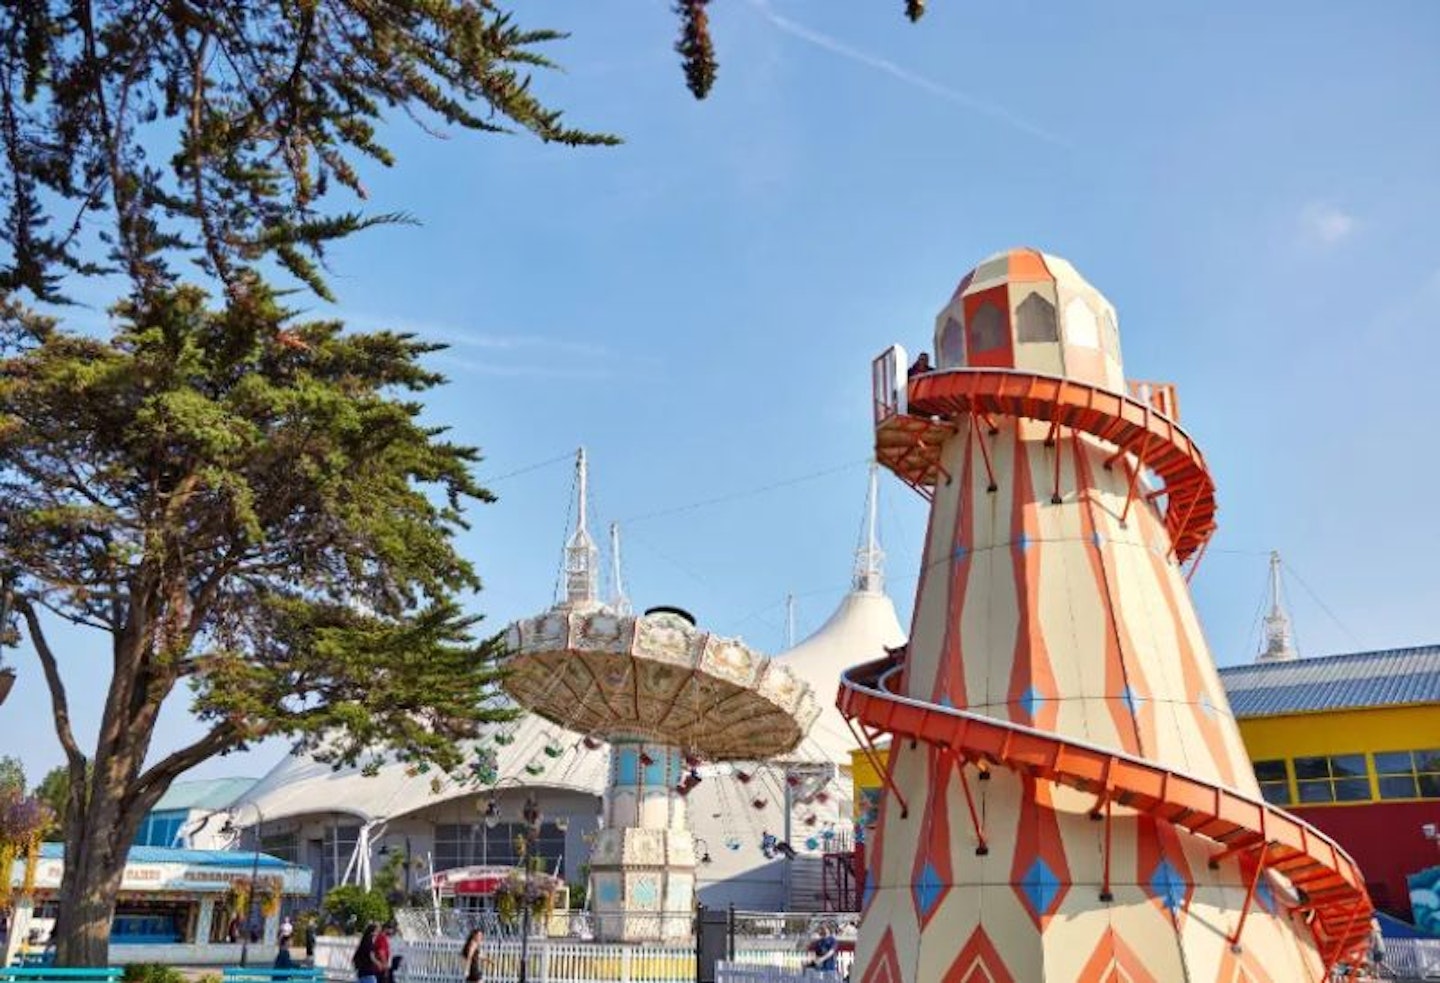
17;599;87;771
674;0;718;100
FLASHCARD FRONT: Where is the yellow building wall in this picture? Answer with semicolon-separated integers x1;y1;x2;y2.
850;746;889;818
1236;704;1440;760
1234;703;1440;806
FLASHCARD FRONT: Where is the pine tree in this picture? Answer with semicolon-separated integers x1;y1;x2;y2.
0;286;516;964
0;2;616;304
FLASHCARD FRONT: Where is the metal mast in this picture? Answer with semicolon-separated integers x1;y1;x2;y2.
852;461;885;593
1256;550;1299;663
563;447;600;608
609;522;632;615
785;593;796;648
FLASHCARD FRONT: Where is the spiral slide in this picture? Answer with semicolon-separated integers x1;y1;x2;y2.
838;654;1374;973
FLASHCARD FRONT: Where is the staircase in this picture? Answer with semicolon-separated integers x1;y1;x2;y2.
786;854;826;912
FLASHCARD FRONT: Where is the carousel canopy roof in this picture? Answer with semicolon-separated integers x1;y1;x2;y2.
502;606;820;760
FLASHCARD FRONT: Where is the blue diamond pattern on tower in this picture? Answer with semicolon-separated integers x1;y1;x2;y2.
863;871;876;910
1149;859;1188;911
914;861;944;919
1019;686;1044;720
1020;858;1061;918
1198;691;1217;719
1091;530;1106;550
953;544;968;562
1121;686;1145;716
1256;876;1276;914
1016;532;1031;552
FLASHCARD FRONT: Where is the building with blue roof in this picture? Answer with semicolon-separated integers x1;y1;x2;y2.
1217;643;1440;928
134;776;258;850
5;842;311;966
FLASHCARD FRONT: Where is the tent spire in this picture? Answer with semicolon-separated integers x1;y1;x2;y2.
563;447;599;608
609;522;632;615
853;462;885;593
1256;550;1299;663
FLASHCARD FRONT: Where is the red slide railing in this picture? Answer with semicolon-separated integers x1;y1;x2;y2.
838;655;1374;974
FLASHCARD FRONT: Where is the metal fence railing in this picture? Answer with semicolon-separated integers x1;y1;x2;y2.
1379;936;1440;980
717;965;843;983
316;934;854;983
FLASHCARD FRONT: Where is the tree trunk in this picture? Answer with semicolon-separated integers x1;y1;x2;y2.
53;650;162;967
54;866;125;968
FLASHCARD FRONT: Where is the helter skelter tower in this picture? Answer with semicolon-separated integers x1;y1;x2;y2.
840;250;1372;982
502;449;820;942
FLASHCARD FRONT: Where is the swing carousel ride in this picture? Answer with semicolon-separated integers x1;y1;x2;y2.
500;450;823;942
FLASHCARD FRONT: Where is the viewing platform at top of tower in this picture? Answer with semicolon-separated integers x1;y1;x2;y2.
870;247;1217;563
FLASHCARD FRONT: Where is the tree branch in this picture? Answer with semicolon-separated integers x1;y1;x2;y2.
18;598;88;770
131;721;245;809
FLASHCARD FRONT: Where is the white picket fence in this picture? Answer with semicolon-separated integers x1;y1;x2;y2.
1382;936;1440;980
716;964;843;983
316;934;852;983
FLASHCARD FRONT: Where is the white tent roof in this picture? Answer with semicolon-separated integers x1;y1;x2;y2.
775;589;906;765
243;715;609;824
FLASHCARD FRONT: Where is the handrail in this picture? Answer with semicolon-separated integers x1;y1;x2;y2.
876;366;1216;561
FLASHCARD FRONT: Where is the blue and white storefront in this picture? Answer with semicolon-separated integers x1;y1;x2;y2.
5;845;312;966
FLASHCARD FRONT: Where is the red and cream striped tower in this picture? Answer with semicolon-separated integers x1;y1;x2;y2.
841;249;1372;982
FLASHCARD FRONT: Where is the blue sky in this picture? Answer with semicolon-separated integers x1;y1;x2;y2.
5;0;1439;786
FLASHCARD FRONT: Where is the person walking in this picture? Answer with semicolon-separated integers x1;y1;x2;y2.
374;923;394;983
813;925;839;975
352;924;384;983
461;928;486;983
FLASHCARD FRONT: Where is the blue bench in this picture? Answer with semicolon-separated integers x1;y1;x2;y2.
5;956;54;969
0;969;123;983
221;968;324;983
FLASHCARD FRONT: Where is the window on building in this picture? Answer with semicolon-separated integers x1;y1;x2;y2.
1374;749;1440;800
1015;293;1058;344
966;302;1006;355
1064;297;1099;347
260;831;299;865
1293;754;1370;804
1101;309;1121;358
938;314;966;368
1252;759;1291;805
134;809;188;847
433;822;566;874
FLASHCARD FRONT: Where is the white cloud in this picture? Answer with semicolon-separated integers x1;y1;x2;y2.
745;0;1072;149
1299;202;1356;247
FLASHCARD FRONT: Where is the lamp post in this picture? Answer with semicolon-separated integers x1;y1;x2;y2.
517;794;542;983
222;802;265;967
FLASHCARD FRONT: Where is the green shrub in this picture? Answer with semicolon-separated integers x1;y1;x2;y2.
121;964;185;983
323;883;391;934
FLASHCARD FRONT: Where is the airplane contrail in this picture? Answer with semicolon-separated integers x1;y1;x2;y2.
746;0;1073;150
